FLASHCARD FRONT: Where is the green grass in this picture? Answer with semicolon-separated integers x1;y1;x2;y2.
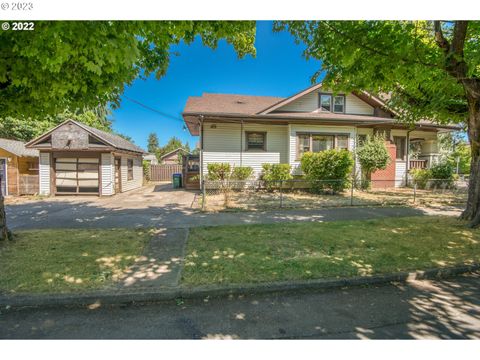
0;229;151;293
182;216;480;286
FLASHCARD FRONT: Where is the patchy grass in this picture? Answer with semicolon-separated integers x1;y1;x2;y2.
182;216;480;286
0;229;151;293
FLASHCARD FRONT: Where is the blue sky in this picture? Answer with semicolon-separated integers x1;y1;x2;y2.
111;21;322;150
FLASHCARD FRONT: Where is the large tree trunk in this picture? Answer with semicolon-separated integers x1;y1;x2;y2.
460;95;480;227
0;192;9;241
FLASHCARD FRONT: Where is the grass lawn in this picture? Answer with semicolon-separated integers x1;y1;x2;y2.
182;216;480;286
0;229;151;293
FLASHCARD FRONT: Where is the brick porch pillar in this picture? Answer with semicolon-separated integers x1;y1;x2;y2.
371;142;396;188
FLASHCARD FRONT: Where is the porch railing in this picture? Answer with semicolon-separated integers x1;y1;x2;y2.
409;159;427;170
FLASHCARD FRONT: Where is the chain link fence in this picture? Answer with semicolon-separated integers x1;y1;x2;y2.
200;178;468;211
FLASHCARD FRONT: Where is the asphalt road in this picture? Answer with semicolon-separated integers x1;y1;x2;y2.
1;273;479;339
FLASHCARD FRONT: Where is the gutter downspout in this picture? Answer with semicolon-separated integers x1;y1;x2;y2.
406;128;414;187
199;115;204;188
240;119;243;167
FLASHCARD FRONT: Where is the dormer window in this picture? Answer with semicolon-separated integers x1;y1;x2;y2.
319;93;345;113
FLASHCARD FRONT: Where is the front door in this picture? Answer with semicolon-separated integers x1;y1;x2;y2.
114;157;121;194
0;158;6;196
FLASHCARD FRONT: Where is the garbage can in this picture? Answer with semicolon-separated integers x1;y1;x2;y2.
172;173;182;188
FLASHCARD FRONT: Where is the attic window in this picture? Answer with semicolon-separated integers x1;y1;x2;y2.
37;136;51;145
88;135;105;146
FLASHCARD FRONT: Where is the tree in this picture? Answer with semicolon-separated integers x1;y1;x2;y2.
147;132;159;153
275;21;480;226
0;21;256;241
156;136;185;163
356;135;391;188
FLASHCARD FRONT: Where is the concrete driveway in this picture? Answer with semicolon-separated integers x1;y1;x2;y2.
5;182;462;230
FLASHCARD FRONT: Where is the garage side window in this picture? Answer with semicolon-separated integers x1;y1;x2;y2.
127;159;134;180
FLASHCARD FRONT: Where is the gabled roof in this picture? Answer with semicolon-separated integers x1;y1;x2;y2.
160;147;190;160
0;138;39;157
26;119;145;154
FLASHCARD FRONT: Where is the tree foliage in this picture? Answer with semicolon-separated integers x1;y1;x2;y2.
147;132;160;153
356;134;391;184
0;21;256;118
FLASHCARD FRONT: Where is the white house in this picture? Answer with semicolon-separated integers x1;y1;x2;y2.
26;119;145;196
182;84;459;187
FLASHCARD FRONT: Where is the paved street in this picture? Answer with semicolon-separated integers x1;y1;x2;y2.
1;273;479;339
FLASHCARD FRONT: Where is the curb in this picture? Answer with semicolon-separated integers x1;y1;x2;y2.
1;263;479;309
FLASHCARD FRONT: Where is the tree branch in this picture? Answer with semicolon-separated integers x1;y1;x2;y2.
434;21;450;54
451;21;468;57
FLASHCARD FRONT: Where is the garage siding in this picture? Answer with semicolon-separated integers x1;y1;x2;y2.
39;152;51;196
120;155;143;192
101;153;115;196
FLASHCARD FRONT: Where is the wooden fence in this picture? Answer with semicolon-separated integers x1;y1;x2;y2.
19;174;39;195
149;164;182;181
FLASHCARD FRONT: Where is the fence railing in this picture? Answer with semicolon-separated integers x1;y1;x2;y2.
150;164;182;181
201;178;468;211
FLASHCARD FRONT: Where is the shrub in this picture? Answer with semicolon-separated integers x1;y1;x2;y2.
300;150;353;193
142;160;151;182
206;163;231;181
261;164;292;182
410;168;431;189
430;162;455;188
356;134;390;188
231;166;254;181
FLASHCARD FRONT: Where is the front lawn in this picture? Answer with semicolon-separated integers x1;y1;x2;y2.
182;216;480;286
0;229;151;293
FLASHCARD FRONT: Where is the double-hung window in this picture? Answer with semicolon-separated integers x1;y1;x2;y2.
246;132;266;151
319;93;345;113
297;133;350;159
127;159;134;180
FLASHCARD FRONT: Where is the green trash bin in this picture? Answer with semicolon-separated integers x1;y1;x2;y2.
173;173;182;188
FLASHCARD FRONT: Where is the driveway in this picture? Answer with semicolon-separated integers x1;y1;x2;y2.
5;183;462;230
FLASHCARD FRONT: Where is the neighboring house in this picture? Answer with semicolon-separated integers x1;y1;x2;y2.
182;83;459;187
26;119;145;196
160;148;190;165
143;153;159;165
0;138;39;196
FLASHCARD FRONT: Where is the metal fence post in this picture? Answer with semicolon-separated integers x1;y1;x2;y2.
413;182;417;204
202;180;206;211
279;180;283;208
350;177;354;206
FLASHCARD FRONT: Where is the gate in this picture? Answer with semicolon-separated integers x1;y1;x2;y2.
150;164;182;181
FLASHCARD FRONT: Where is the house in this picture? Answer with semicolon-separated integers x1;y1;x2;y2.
160;147;190;165
143;153;159;165
26;119;145;196
182;83;459;187
0;138;39;196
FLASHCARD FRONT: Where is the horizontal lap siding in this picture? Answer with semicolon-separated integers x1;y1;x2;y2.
276;91;374;115
120;155;143;192
39;152;50;195
101;153;114;196
203;122;288;178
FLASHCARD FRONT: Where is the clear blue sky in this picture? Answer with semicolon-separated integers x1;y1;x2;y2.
111;21;322;150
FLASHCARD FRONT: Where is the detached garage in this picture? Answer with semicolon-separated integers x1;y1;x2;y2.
26;119;145;196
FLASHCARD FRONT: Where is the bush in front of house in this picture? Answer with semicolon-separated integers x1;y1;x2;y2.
142;160;151;182
261;164;292;189
300;150;353;193
231;166;254;181
206;163;231;181
410;161;455;189
356;134;390;189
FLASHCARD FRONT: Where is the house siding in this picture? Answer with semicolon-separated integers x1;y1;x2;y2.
120;154;143;192
101;153;115;196
202;122;288;177
39;152;50;195
275;91;374;115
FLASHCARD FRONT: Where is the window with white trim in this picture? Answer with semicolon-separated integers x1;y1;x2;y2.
319;94;345;113
246;132;266;151
297;133;350;159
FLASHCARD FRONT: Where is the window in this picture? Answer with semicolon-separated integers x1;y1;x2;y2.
246;132;266;151
297;133;349;159
393;136;406;161
312;135;334;152
333;96;345;113
127;159;134;180
319;94;331;111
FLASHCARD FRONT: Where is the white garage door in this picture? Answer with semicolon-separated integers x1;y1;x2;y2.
55;157;99;194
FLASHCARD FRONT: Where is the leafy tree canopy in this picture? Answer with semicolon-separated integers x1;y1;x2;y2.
0;21;256;118
147;132;160;153
274;21;480;125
